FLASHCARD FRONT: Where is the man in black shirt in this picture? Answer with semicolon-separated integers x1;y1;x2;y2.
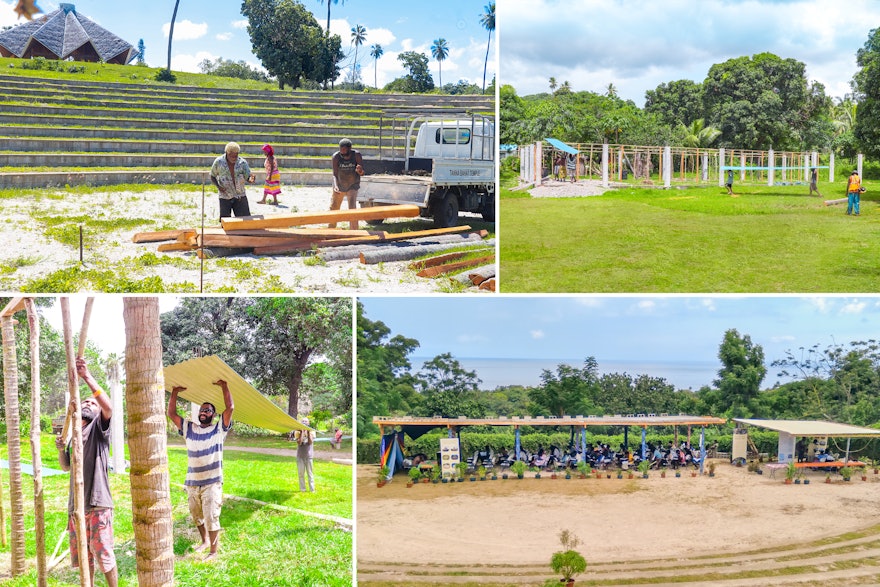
329;138;365;229
56;358;117;587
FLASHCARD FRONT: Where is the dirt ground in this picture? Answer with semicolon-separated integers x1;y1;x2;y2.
356;461;880;566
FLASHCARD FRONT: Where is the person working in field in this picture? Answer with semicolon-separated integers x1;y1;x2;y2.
809;167;821;197
330;138;365;230
725;169;735;196
210;142;256;220
56;358;118;587
846;169;862;216
294;417;316;492
167;381;234;559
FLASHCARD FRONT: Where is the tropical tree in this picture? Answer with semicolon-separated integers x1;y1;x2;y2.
714;329;766;417
679;118;721;148
530;358;600;417
549;77;557;92
853;28;880;157
350;24;366;83
1;310;25;576
166;0;179;73
123;298;174;586
606;83;617;98
369;43;383;88
136;39;145;66
479;2;495;94
385;51;434;93
644;79;704;127
431;38;449;89
319;0;344;35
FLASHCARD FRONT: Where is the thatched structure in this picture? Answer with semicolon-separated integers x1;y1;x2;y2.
0;3;135;64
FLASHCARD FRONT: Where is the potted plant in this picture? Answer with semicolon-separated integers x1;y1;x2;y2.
408;466;421;487
377;465;389;488
477;465;487;481
511;460;527;479
565;468;572;480
708;462;716;477
859;466;868;481
675;470;681;478
550;530;586;587
491;469;498;480
802;471;810;485
873;459;879;475
456;462;467;482
617;469;624;479
628;469;635;479
660;469;666;478
432;468;442;484
577;461;589;479
785;461;796;485
840;466;853;482
638;460;650;479
825;473;832;484
691;469;697;477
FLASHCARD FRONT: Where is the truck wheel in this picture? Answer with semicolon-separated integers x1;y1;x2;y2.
481;198;496;222
433;192;459;228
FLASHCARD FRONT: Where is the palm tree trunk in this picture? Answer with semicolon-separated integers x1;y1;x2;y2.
482;30;491;93
25;299;48;587
1;314;26;576
166;0;180;72
374;61;378;89
60;298;90;587
438;61;442;89
123;298;174;586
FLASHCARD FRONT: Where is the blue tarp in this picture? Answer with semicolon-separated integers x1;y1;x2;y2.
544;138;578;154
0;459;66;477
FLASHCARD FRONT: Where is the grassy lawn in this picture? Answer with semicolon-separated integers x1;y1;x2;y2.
500;180;880;292
0;433;352;586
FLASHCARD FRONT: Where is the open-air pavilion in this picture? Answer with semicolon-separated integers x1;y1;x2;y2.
375;413;727;475
733;419;880;472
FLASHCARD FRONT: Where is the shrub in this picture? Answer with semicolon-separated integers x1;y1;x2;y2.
155;69;176;83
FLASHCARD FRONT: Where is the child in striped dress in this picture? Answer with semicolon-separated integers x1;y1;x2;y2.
259;143;282;204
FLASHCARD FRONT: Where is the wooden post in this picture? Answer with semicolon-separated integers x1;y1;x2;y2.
25;299;48;587
60;299;90;587
1;314;25;574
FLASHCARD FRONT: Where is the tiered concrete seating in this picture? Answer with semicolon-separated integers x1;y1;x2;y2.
0;74;494;188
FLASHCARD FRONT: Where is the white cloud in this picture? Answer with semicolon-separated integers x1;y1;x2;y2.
770;335;796;343
636;300;656;311
172;50;216;73
806;297;835;313
840;301;867;315
574;298;604;308
0;1;21;28
162;20;208;41
700;299;717;312
232;19;248;29
530;330;545;340
216;32;233;42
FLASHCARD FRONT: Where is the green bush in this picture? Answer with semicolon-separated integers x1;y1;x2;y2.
155;68;176;83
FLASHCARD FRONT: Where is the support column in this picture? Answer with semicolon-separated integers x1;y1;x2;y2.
699;427;706;475
767;149;774;187
663;146;671;188
640;427;647;460
782;154;787;182
718;148;725;187
601;143;609;188
535;141;543;186
740;151;746;181
858;153;863;178
830;152;835;182
515;427;521;460
702;152;709;182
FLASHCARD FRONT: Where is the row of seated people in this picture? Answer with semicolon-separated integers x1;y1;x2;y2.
466;442;704;471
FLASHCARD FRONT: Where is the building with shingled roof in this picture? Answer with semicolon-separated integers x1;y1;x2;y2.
0;3;136;64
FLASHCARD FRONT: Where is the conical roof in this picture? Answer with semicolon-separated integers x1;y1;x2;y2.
0;4;135;64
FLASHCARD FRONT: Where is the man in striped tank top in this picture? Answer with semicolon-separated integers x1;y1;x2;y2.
167;380;234;560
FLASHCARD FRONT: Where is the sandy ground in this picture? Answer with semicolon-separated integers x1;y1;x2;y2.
356;461;880;566
0;185;490;293
525;178;616;198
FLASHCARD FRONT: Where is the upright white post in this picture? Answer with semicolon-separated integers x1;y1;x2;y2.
858;153;863;178
811;151;818;168
782;154;787;182
535;141;543;186
803;153;809;182
617;148;623;182
601;143;609;188
718;148;725;187
829;152;835;183
740;152;746;181
767;149;774;187
702;152;709;182
663;146;671;188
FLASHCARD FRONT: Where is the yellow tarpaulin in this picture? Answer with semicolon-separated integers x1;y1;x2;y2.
163;355;310;434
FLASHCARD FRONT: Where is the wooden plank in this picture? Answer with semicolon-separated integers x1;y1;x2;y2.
253;235;383;255
381;226;472;241
196;247;249;259
196;234;318;248
131;229;194;243
417;255;495;278
157;243;197;252
0;297;26;318
220;204;420;231
824;198;847;206
223;227;375;239
408;251;471;271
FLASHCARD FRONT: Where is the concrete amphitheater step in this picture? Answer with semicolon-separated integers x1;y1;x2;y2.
3;125;388;146
0;170;330;189
3;138;387;157
0;153;335;168
0;74;495;108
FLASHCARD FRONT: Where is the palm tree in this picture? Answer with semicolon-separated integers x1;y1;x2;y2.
1;313;26;576
24;299;47;587
123;298;174;586
370;44;383;89
320;0;345;36
166;0;180;73
606;83;618;98
680;119;721;148
431;38;449;89
479;2;495;94
549;77;557;92
350;24;367;83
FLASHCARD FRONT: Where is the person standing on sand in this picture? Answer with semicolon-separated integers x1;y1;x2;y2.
329;138;365;230
210;142;255;221
566;153;577;183
258;144;281;205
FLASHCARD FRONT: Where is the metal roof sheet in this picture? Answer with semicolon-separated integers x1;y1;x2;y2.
734;419;880;437
544;138;578;154
164;355;309;434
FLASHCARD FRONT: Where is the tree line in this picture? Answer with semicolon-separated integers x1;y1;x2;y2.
501;29;880;159
358;304;880;438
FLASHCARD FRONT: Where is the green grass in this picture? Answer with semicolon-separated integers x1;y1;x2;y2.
500;180;880;292
0;433;352;587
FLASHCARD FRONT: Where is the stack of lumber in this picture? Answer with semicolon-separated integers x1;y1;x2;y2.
133;205;495;273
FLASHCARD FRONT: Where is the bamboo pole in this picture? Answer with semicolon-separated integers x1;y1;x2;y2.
25;298;48;587
60;299;90;587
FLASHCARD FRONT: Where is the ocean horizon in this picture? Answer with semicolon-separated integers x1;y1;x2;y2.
410;356;722;391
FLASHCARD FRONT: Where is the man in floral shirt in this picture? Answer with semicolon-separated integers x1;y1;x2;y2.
210;142;255;220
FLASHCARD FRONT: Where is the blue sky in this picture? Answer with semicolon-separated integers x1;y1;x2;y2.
0;1;496;88
500;0;880;105
360;296;880;389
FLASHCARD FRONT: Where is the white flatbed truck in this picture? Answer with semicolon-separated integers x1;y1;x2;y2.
358;115;495;228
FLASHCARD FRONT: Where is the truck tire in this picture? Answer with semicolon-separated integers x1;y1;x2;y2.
481;198;496;222
433;191;459;228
